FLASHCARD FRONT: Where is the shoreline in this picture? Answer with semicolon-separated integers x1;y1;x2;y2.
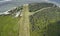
0;7;17;15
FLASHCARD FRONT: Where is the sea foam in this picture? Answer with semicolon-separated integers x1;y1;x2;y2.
0;0;11;2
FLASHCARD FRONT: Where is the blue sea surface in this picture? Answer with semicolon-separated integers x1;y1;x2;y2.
0;0;32;12
0;0;59;12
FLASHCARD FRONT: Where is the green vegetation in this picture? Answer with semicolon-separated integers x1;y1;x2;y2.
0;3;60;36
46;21;60;36
0;15;20;36
29;3;57;12
29;7;60;36
0;5;22;36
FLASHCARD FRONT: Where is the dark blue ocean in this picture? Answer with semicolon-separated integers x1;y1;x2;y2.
0;0;59;12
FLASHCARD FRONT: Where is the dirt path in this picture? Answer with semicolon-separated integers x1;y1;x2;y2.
19;4;30;36
30;7;51;15
18;5;51;36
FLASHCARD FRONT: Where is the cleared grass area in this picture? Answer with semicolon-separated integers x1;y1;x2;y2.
19;4;30;36
0;15;20;36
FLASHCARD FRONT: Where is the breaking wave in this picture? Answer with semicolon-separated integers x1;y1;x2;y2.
0;0;11;2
